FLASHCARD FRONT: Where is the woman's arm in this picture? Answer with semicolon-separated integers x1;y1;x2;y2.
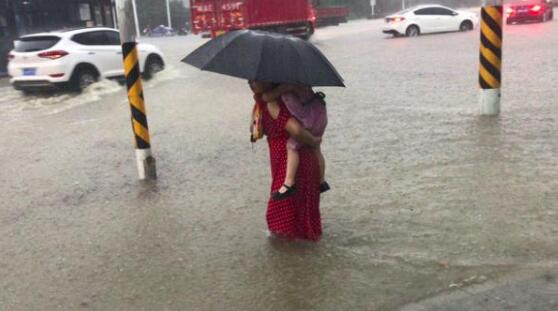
285;118;321;148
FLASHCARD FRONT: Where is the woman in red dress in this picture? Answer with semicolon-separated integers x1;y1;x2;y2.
250;81;323;241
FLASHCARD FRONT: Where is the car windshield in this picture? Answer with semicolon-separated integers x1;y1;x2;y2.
14;36;61;52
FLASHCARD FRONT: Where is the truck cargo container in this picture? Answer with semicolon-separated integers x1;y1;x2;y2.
190;0;316;39
313;0;349;26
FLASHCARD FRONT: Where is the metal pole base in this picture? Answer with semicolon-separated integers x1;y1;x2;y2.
136;149;157;180
479;89;501;116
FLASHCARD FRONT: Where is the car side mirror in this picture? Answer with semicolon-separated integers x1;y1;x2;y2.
452;12;458;16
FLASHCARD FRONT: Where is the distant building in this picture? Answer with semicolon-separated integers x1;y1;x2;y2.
1;0;116;75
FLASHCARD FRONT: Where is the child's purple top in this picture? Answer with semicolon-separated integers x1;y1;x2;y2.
281;88;328;150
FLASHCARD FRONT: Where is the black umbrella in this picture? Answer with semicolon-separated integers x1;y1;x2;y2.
182;30;345;87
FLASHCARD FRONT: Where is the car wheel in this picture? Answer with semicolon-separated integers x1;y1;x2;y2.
460;20;473;31
143;55;165;81
406;25;420;37
545;10;552;21
70;67;98;92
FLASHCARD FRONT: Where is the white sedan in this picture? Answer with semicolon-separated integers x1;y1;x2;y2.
8;27;165;93
382;5;479;37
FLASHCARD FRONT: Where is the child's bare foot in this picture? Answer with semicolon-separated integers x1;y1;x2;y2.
271;184;297;200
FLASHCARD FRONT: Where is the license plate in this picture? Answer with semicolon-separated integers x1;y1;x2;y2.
518;9;528;13
22;68;36;76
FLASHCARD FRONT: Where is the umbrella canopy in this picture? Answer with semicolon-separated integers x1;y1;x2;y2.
182;30;345;87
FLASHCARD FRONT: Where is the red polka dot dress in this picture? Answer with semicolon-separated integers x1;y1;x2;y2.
260;99;322;241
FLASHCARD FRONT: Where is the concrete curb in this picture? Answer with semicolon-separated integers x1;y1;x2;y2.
400;265;558;311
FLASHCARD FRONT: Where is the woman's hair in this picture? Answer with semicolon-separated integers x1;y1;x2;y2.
248;80;279;93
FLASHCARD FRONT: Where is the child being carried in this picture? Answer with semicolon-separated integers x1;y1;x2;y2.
262;84;330;200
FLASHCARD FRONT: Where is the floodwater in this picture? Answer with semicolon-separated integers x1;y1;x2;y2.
1;16;558;310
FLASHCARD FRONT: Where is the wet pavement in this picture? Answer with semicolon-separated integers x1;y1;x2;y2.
1;13;558;310
402;267;558;310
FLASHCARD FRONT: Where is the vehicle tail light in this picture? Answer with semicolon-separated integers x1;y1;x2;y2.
7;53;14;61
506;7;516;16
531;5;542;12
389;17;405;22
49;73;65;78
38;50;69;60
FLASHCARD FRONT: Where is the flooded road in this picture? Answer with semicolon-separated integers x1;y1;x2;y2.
1;16;558;310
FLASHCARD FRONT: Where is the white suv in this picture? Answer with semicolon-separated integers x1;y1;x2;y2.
7;27;165;93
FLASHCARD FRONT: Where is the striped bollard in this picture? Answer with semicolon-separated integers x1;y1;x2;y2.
116;0;157;180
479;0;503;115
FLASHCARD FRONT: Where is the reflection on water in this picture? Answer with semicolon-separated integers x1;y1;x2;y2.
0;65;181;121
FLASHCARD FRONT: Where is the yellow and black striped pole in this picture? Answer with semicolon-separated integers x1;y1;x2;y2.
479;0;503;115
116;0;157;180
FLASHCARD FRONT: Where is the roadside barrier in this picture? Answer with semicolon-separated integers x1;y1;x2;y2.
479;0;503;115
117;0;157;180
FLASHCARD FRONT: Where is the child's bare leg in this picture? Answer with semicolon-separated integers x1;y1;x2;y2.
279;147;299;193
272;143;301;200
315;146;326;183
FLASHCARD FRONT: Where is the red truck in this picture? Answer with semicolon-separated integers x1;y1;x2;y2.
313;0;349;27
190;0;316;39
